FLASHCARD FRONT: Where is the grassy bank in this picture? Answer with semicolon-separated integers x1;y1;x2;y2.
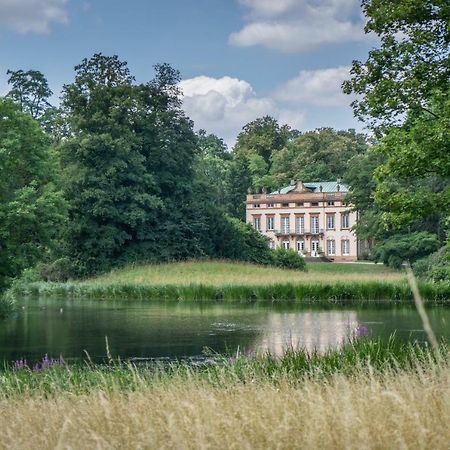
92;260;404;285
0;340;448;449
8;261;450;304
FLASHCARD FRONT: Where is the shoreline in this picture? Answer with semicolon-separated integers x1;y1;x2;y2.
9;279;450;305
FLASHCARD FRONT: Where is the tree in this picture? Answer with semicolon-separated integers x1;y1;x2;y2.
343;0;450;132
344;1;450;233
226;152;252;220
234;116;295;167
194;130;231;208
60;54;162;274
0;99;67;288
6;69;53;120
270;128;368;186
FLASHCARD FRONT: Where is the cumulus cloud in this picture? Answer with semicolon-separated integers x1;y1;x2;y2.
180;68;355;147
230;0;367;52
0;0;68;34
180;75;306;147
273;66;352;106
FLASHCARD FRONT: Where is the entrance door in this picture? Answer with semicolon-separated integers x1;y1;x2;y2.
311;240;319;257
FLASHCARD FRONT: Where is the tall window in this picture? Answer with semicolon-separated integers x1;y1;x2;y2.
296;240;305;252
327;239;336;256
267;216;275;231
282;240;290;250
341;213;350;229
269;240;275;249
295;216;305;234
326;214;335;230
253;217;261;231
311;216;319;234
281;217;290;234
342;239;350;255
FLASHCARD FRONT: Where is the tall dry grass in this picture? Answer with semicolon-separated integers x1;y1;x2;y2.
0;366;448;449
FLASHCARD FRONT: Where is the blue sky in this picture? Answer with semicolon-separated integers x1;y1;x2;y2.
1;0;375;146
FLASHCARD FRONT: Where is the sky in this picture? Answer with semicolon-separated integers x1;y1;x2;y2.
0;0;376;147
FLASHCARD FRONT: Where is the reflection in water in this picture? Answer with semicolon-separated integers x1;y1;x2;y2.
0;298;449;365
256;312;358;355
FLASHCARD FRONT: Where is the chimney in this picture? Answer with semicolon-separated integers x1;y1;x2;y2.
319;185;323;192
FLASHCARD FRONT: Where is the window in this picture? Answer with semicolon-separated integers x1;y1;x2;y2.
267;203;275;208
311;202;319;206
254;204;260;208
327;201;335;206
296;202;304;207
341;213;350;229
281;217;290;234
267;216;275;231
311;216;319;234
282;203;289;207
342;239;350;255
296;240;305;252
253;217;261;231
327;239;336;256
269;240;275;249
282;240;290;250
326;214;335;230
295;216;305;234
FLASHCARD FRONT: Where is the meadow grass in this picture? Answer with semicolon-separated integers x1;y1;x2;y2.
92;260;403;286
8;260;449;304
0;339;448;449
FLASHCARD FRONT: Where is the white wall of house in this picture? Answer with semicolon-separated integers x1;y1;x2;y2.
245;184;359;261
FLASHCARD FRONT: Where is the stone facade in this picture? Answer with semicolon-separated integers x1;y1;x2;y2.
245;180;359;262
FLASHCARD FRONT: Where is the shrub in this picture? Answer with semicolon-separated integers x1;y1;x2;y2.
371;232;440;269
271;248;307;271
413;244;450;282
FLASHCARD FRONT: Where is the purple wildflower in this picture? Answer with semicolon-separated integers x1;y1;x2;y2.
355;325;370;338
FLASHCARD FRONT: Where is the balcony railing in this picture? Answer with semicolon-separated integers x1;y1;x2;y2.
274;229;324;237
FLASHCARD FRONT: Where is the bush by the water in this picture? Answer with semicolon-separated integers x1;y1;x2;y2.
413;244;450;282
271;247;307;270
0;294;14;318
371;232;440;269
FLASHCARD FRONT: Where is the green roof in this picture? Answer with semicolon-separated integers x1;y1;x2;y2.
273;181;349;195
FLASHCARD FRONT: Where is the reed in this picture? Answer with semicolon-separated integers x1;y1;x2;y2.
10;279;450;304
0;338;447;397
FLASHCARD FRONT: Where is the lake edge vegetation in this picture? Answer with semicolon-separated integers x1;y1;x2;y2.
0;338;448;449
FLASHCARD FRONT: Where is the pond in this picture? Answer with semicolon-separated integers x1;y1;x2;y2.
1;298;449;366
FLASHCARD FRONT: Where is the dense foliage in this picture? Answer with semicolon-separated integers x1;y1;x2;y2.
343;0;450;274
0;99;67;289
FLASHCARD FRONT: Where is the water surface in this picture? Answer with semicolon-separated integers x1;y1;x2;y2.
1;298;449;365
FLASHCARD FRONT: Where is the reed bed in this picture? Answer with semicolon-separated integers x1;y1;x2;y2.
11;279;450;304
0;340;449;449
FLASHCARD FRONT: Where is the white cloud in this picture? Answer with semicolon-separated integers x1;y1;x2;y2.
0;0;68;34
230;0;367;52
274;66;352;106
179;67;356;146
180;75;306;147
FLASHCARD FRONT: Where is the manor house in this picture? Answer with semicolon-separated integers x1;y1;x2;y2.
245;180;359;261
